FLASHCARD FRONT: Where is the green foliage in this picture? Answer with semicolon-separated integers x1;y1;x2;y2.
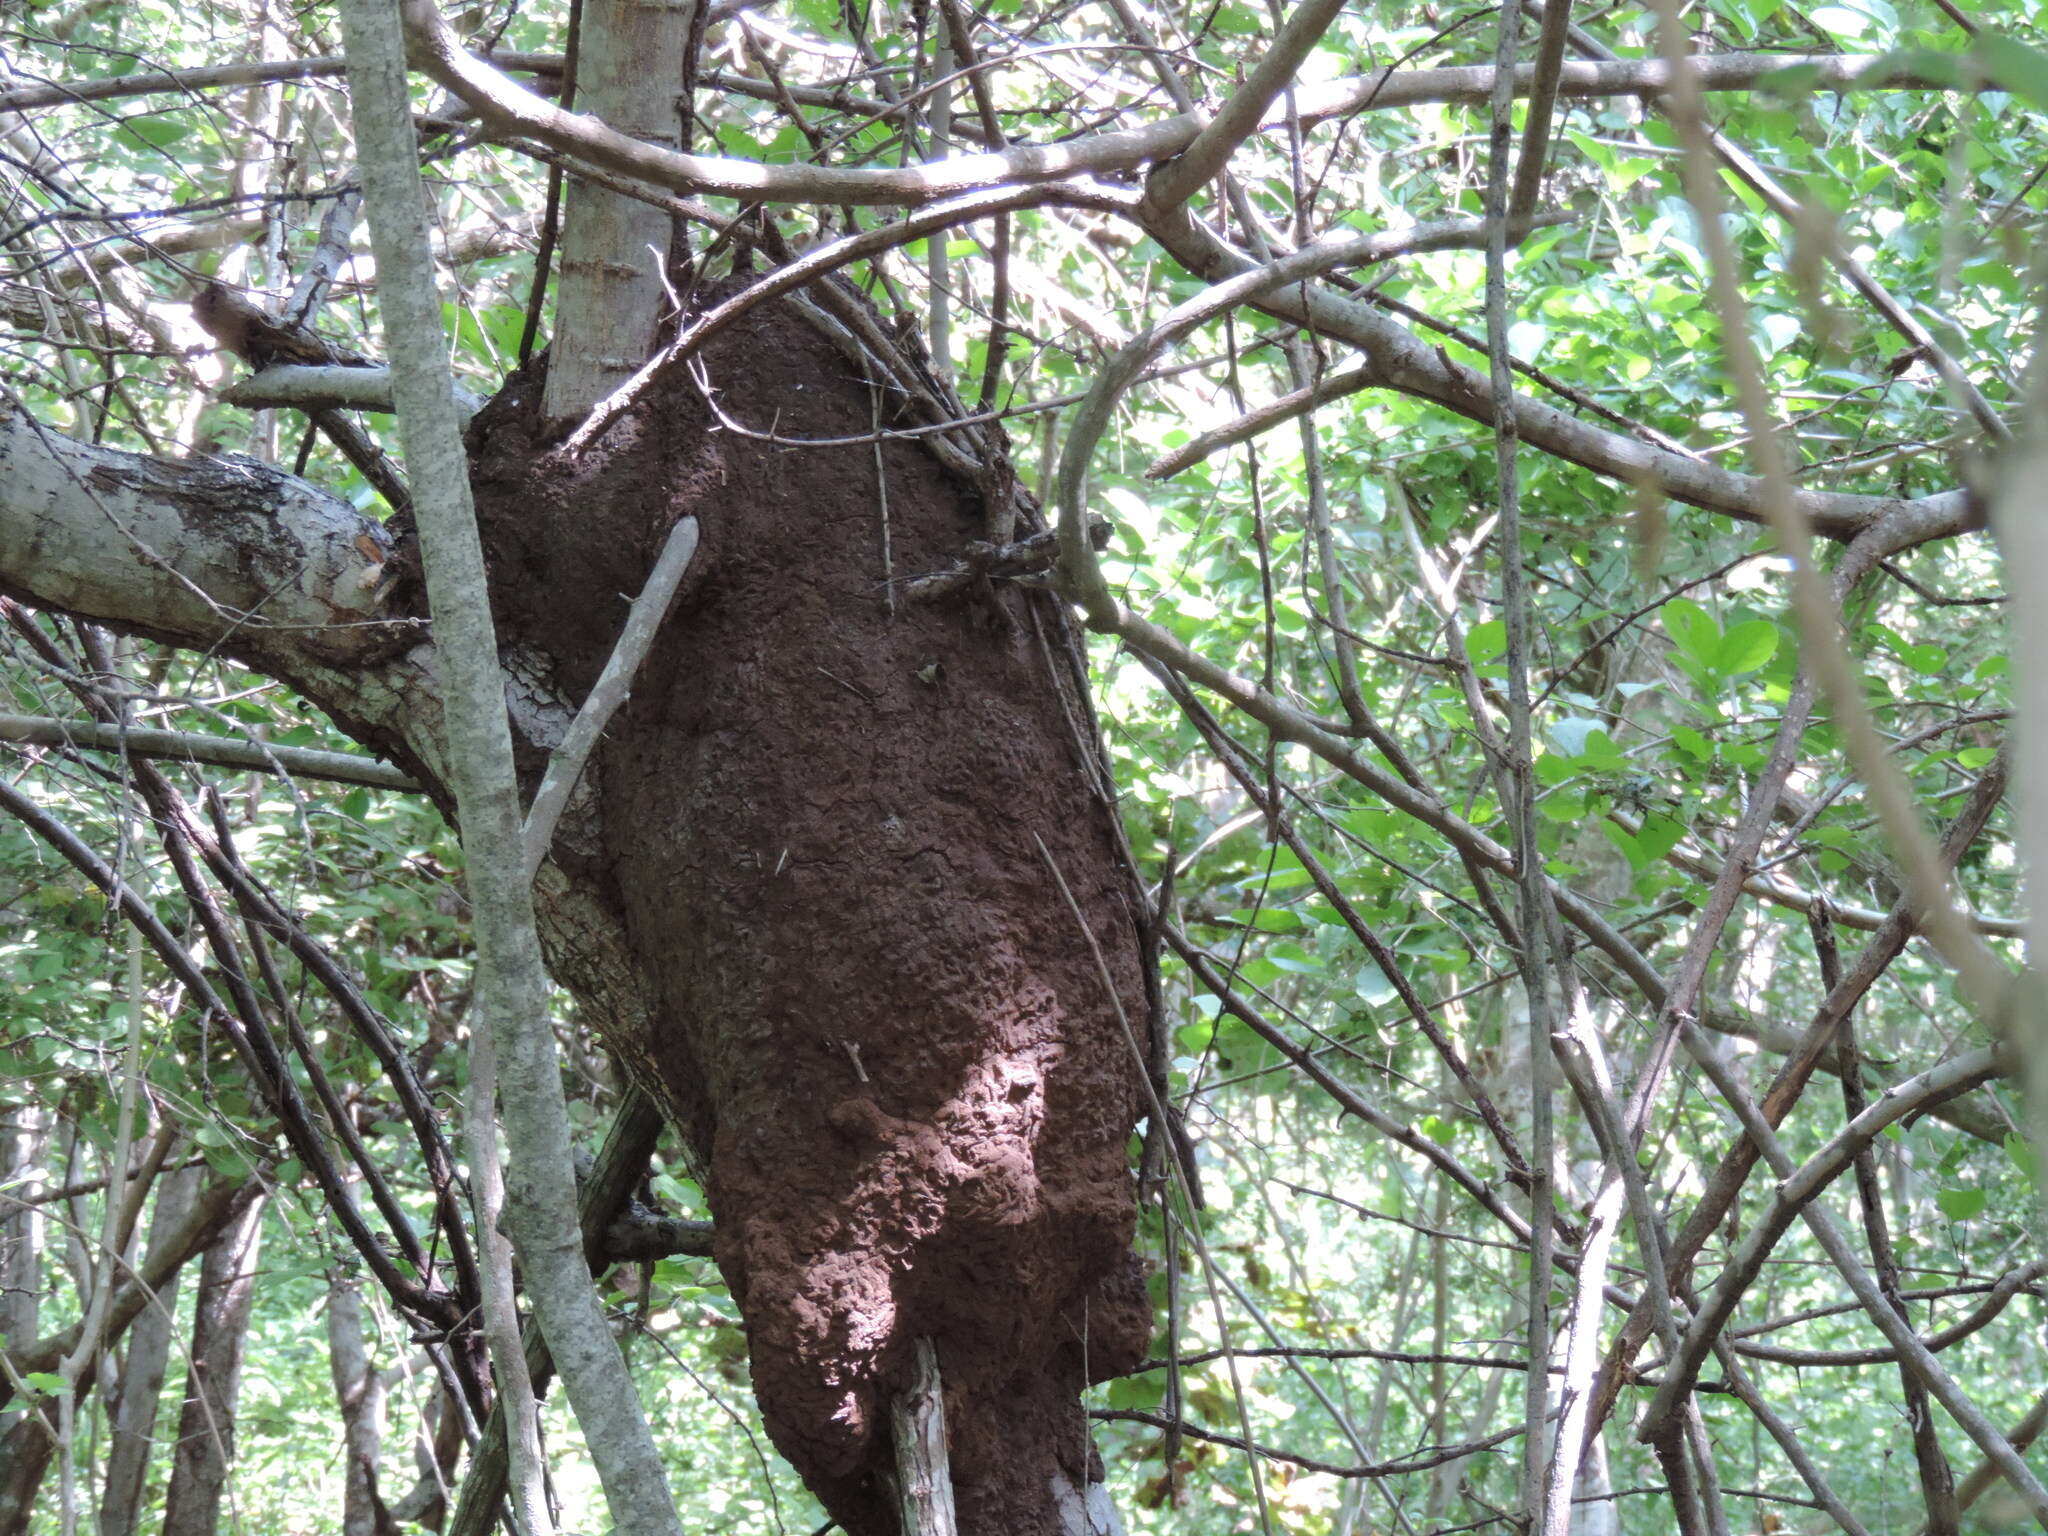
1;0;2040;1528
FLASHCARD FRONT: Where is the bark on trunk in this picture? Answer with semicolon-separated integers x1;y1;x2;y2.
0;1414;52;1536
98;1162;203;1536
0;1105;45;1422
327;1268;396;1536
537;0;688;425
466;287;1149;1535
160;1192;265;1536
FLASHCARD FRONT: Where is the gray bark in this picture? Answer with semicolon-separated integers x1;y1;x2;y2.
0;398;393;676
537;0;689;424
326;1269;393;1536
336;5;685;1535
96;1162;202;1536
219;364;484;422
159;1193;264;1536
1997;401;2048;1247
0;1106;44;1421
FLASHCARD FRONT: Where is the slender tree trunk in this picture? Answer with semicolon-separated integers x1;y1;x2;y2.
159;1192;264;1536
97;1161;201;1536
386;1383;463;1531
327;1268;394;1536
0;1105;42;1536
537;0;689;425
339;3;690;1533
1573;1432;1619;1536
0;1104;46;1431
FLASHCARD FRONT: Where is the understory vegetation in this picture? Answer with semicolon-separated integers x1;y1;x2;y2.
2;0;2045;1530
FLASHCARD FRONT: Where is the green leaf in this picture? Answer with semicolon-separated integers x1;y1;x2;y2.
1661;597;1720;667
2006;1133;2040;1185
1104;1372;1167;1410
1935;1186;1986;1221
1975;33;2048;111
123;117;194;151
1634;813;1686;865
1715;620;1778;676
1671;725;1712;761
1898;642;1947;676
1263;941;1322;975
1355;965;1395;1006
1600;822;1648;872
1548;717;1605;758
1579;730;1628;772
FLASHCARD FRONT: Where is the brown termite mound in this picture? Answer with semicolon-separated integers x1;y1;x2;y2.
466;286;1152;1535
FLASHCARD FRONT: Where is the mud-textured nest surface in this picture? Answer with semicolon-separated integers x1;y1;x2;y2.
467;286;1152;1533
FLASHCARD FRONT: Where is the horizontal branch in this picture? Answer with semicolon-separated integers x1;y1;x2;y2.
0;395;401;674
1610;807;2025;938
602;1210;714;1261
1092;1408;1532;1480
1147;362;1372;478
0;712;418;790
1728;1257;2047;1367
220;363;484;422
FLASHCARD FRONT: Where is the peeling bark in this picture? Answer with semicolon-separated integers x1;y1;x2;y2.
0;398;396;670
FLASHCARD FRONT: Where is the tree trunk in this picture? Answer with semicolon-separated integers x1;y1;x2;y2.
160;1192;265;1536
98;1162;202;1536
465;287;1149;1535
537;0;688;425
0;1414;53;1536
327;1268;396;1536
0;1175;256;1536
0;1105;45;1429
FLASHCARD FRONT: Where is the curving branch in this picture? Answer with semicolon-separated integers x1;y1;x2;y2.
1644;1044;2006;1421
1134;206;1979;541
398;0;1197;207
1141;0;1350;214
1055;221;1496;624
0;48;1947;122
387;6;1958;214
